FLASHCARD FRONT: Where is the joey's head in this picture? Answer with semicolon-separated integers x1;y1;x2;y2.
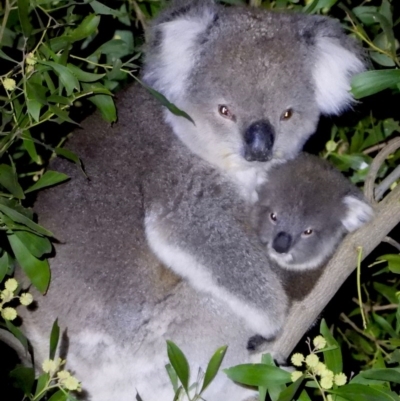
251;154;373;271
143;1;365;171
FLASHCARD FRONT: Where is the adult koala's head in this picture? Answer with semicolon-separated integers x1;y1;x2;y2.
143;0;365;173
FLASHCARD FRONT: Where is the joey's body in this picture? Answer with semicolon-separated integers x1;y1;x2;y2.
10;1;370;400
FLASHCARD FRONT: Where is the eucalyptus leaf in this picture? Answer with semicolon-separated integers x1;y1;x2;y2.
49;319;60;360
8;233;51;293
17;0;32;37
0;252;9;282
48;390;67;401
5;320;30;353
320;319;342;373
69;14;100;42
331;383;400;401
277;376;304;401
224;364;291;387
0;164;24;199
351;70;400;99
14;231;52;258
26;170;69;193
200;345;227;394
166;340;190;393
10;366;35;396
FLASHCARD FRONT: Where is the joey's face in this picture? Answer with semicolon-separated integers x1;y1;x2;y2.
252;203;346;271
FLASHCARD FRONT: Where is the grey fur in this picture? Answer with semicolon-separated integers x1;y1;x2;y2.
10;2;368;400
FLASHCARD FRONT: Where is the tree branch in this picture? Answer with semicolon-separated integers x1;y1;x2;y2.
269;182;400;362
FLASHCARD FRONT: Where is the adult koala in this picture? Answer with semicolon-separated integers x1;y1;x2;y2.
11;1;366;400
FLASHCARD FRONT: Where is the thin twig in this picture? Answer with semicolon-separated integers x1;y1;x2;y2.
375;164;400;201
382;236;400;252
352;297;398;312
362;143;387;155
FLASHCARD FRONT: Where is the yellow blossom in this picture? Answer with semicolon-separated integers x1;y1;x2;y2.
42;359;57;374
1;289;14;303
334;372;347;386
305;353;319;368
26;52;37;65
327;396;333;401
20;293;33;306
3;78;16;91
320;376;333;389
63;375;81;391
5;278;18;292
1;307;17;320
291;370;303;382
57;370;71;380
321;369;334;379
313;362;327;376
291;353;304;367
26;65;34;74
313;335;327;350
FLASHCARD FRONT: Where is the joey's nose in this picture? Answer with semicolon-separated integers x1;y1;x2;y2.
272;232;292;254
243;120;275;162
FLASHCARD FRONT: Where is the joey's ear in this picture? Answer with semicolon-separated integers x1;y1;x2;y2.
143;1;217;102
308;17;366;115
341;195;374;232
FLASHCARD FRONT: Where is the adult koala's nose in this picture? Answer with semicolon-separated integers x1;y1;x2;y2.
243;120;275;162
272;232;292;254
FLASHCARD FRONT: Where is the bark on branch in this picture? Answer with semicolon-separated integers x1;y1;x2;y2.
270;181;400;361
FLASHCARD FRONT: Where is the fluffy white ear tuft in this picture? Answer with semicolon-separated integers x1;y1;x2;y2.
144;9;215;103
313;37;365;115
342;195;374;232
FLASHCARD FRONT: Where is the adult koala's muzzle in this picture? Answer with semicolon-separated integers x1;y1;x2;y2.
243;120;275;162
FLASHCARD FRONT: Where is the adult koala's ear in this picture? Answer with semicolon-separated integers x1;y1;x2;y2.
341;195;374;232
143;0;218;103
302;16;366;115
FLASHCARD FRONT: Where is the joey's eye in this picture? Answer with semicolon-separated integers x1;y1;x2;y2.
218;105;235;121
303;229;313;236
280;108;293;121
270;212;277;222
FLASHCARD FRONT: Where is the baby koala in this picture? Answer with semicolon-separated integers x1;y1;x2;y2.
247;153;373;351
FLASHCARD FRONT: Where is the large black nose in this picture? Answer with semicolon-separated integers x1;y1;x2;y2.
243;120;275;162
272;232;292;254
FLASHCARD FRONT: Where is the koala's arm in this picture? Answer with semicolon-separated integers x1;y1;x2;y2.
144;171;288;339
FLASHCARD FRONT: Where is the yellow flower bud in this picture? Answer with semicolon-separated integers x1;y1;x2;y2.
321;369;334;379
313;335;327;350
1;307;17;320
334;372;347;386
320;376;333;389
291;370;303;382
3;78;16;91
57;370;71;380
26;52;37;65
20;293;33;306
305;353;319;368
314;362;327;376
42;359;57;374
63;375;81;391
291;353;304;367
1;289;14;303
5;278;18;292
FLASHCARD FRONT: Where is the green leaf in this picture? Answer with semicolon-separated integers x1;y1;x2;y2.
351;70;400;99
10;366;35;395
138;80;195;125
320;319;342;373
49;105;77;124
0;252;9;282
165;363;179;393
373;282;398;304
17;0;32;37
87;93;116;123
166;340;190;393
67;64;105;82
224;364;291;387
352;6;379;25
22;130;40;163
0;164;24;199
360;368;400;384
89;1;124;16
14;231;52;258
277;376;304;401
55;148;82;168
26;170;69;193
377;254;400;274
34;373;50;400
0;204;53;236
5;320;30;353
39;61;80;96
26;99;42;122
0;49;18;62
49;319;60;360
48;390;67;401
331;383;400;401
200;346;227;394
372;312;397;338
8;233;51;294
298;390;312;401
69;14;100;42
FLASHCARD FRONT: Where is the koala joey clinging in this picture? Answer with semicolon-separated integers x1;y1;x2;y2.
252;153;373;273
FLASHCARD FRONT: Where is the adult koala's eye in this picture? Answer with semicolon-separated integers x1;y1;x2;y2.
303;229;313;236
218;105;235;121
280;108;293;121
270;212;277;222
